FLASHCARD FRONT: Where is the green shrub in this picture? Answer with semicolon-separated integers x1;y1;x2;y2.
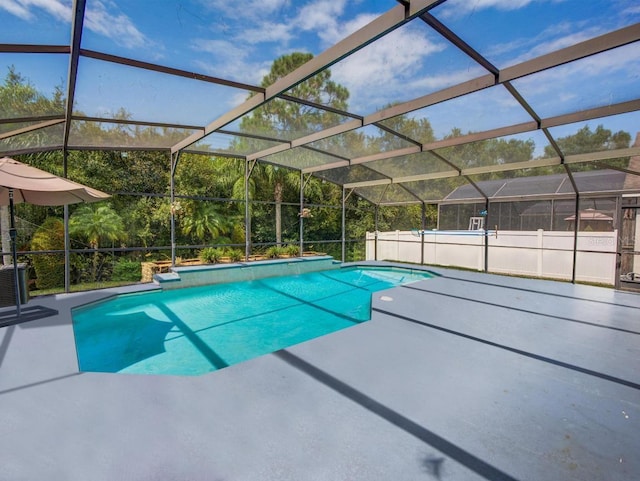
225;248;244;262
30;217;65;290
265;246;285;259
284;244;300;257
112;258;142;282
199;247;222;264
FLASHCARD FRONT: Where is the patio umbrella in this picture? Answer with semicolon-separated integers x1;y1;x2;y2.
0;157;111;317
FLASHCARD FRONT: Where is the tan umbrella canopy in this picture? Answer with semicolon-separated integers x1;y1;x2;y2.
0;157;110;318
563;208;614;222
0;157;110;206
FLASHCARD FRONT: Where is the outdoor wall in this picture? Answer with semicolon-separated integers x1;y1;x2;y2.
366;230;618;285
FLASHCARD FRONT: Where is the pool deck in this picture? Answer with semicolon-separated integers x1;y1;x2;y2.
0;262;639;480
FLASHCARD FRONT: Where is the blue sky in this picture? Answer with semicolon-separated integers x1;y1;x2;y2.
1;0;639;153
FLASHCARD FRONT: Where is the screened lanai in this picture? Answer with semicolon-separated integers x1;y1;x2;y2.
1;0;640;292
2;3;640;480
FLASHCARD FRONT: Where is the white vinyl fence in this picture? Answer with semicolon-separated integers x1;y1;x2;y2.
366;229;618;285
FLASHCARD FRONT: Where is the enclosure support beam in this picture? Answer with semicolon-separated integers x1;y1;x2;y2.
63;150;71;293
484;199;490;273
421;202;426;265
61;0;87;292
8;189;20;317
374;205;379;261
170;151;181;267
299;171;304;256
563;164;580;284
572;191;580;284
62;0;85;150
614;195;622;290
0;119;65;141
245;160;257;261
549;129;580;284
341;187;347;262
171;1;439;154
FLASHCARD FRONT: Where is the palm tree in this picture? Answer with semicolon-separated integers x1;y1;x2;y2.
239;52;349;246
69;204;125;281
181;201;237;244
258;164;300;246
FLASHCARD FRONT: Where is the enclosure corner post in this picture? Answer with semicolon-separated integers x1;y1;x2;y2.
484;199;489;273
563;164;580;284
299;171;304;256
8;189;21;316
245;160;255;262
64;204;70;293
421;202;427;265
572;193;580;284
374;204;379;261
170;151;181;267
63;149;71;293
341;186;346;262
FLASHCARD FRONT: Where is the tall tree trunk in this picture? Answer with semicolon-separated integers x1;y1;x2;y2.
275;181;283;246
1;206;11;265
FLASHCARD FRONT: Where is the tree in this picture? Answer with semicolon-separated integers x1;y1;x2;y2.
69;204;125;281
239;52;350;245
0;68;66;254
180;201;239;245
30;217;65;289
0;66;64;119
543;124;631;171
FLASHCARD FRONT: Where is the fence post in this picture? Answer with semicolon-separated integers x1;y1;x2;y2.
537;229;544;277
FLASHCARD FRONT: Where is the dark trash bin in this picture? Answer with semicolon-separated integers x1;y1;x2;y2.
0;263;29;307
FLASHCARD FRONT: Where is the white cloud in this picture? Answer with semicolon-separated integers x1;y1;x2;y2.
514;42;640;113
0;0;154;51
405;66;487;94
84;1;149;49
0;0;33;19
623;5;640;14
439;0;543;17
317;10;375;45
195;39;249;61
329;21;447;112
243;21;293;45
28;0;69;21
200;0;291;20
619;0;640;16
229;91;250;108
193;40;272;85
0;0;70;21
296;0;348;43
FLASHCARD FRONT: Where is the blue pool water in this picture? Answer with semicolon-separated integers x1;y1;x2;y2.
72;266;433;376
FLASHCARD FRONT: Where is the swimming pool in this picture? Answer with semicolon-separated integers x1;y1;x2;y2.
72;265;433;376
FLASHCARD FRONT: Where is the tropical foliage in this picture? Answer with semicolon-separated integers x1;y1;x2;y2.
0;58;633;293
69;205;126;281
30;217;65;289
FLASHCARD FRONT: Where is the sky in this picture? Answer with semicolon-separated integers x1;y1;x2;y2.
1;0;639;154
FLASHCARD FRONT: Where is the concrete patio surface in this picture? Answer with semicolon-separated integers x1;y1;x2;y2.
0;264;638;480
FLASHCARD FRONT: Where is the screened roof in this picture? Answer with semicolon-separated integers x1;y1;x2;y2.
444;169;631;204
1;0;640;205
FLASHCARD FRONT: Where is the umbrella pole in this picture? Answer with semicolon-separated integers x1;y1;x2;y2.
8;189;21;317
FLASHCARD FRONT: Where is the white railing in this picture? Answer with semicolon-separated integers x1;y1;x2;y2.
366;229;618;285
